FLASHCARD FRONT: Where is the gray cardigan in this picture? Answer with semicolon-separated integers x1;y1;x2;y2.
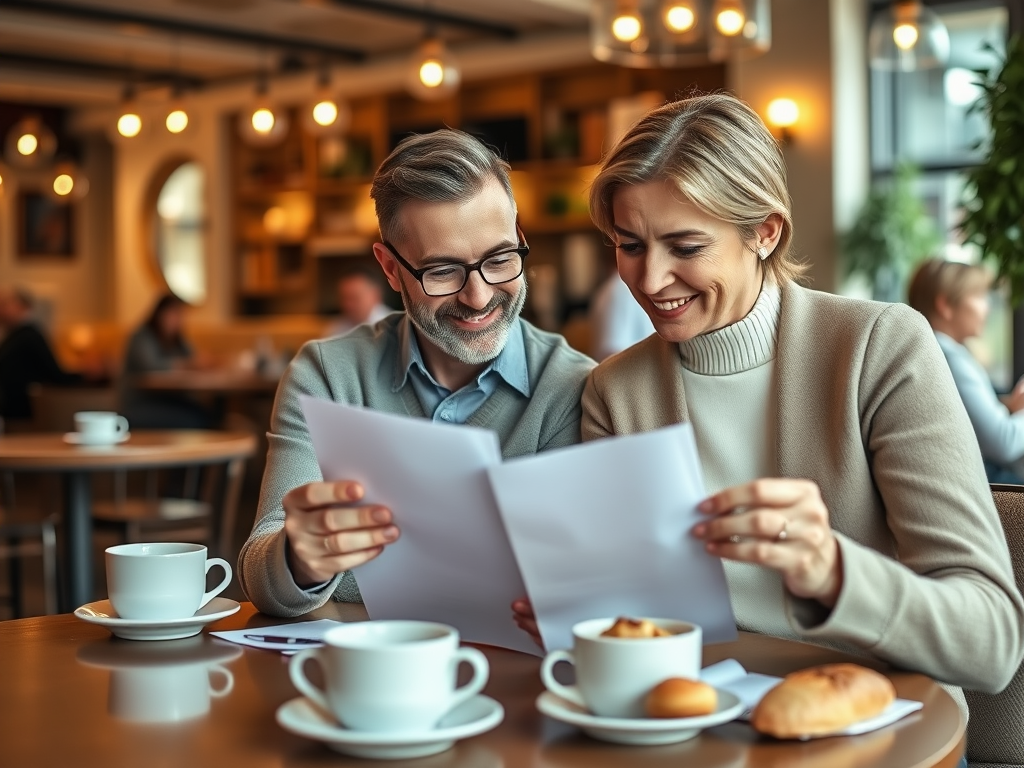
238;313;595;617
583;281;1024;695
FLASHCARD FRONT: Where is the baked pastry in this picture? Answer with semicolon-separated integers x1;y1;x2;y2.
750;663;896;739
645;677;718;718
600;617;671;638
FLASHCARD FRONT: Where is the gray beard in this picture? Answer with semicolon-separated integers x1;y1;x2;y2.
399;278;527;366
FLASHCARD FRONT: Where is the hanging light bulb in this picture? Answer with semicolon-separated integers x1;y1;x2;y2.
407;36;461;101
868;0;949;71
611;7;643;42
165;86;190;135
116;86;142;138
47;160;89;202
663;2;697;33
238;74;289;146
304;68;352;136
714;0;746;36
4;115;57;168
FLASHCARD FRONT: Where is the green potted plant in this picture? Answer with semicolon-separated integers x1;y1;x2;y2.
960;35;1024;304
840;163;942;302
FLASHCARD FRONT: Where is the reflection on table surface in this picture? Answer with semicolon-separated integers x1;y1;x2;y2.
0;602;965;768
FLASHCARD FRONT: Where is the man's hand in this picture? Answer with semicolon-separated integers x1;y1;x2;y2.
283;480;399;587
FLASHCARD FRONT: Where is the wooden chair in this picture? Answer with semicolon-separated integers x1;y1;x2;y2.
0;416;59;618
965;483;1024;768
26;384;251;559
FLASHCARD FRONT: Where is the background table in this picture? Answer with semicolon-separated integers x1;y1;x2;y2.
0;430;257;610
0;602;965;768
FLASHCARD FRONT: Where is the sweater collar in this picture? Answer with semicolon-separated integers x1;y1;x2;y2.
677;281;781;375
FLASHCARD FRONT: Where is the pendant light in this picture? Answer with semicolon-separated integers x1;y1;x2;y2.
304;65;351;135
238;72;288;146
117;85;142;139
868;0;950;71
407;24;461;101
4;115;57;168
591;0;770;68
48;160;90;202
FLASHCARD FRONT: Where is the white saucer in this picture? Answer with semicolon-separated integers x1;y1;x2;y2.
276;694;504;760
63;431;130;446
536;686;744;746
74;597;241;641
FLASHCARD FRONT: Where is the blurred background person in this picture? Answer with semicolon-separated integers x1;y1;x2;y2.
589;269;655;361
0;286;104;423
121;293;214;429
322;266;393;338
909;259;1024;483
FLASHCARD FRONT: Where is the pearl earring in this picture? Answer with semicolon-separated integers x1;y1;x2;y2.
757;246;769;261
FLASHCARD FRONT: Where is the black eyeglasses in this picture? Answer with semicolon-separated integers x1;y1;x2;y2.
383;232;530;297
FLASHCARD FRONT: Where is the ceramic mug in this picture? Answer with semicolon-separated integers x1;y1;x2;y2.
105;542;232;621
289;620;489;733
109;663;233;722
74;411;129;445
540;617;702;719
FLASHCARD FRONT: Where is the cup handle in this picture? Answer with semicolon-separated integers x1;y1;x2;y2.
540;649;586;709
200;557;232;608
448;647;489;711
115;415;129;434
289;649;331;712
207;664;234;697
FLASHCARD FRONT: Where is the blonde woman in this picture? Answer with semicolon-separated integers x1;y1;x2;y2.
909;259;1024;483
575;94;1023;730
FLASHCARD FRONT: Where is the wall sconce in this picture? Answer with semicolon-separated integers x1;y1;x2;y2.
4;115;57;168
591;0;771;68
868;0;949;71
766;97;799;144
407;35;461;101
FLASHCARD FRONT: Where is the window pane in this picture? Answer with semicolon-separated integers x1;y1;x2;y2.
156;162;206;305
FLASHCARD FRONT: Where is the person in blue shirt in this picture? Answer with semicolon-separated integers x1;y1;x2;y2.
908;259;1024;483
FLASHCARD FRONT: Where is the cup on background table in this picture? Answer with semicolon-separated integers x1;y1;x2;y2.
540;617;702;719
289;620;489;733
73;411;129;446
105;543;232;621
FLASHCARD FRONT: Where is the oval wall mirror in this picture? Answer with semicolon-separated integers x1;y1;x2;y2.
149;160;207;304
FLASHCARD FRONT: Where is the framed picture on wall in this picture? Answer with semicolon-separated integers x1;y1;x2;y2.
17;190;75;258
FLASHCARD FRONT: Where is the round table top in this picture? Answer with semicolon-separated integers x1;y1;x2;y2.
0;429;258;470
0;602;965;768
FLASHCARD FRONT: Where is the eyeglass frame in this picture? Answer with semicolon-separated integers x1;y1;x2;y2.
382;227;530;297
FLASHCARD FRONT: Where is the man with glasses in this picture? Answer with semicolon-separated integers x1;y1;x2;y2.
239;129;595;619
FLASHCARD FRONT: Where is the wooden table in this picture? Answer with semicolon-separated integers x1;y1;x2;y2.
0;430;257;610
0;602;966;768
133;370;281;395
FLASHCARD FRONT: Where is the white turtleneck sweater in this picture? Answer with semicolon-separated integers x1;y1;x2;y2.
677;283;791;640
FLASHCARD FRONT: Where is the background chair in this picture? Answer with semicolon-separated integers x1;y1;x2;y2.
26;384;252;559
965;483;1024;768
0;416;59;618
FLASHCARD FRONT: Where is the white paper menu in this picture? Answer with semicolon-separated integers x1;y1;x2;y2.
299;395;539;655
487;423;738;652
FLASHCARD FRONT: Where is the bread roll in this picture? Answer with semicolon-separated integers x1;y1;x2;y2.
750;663;896;739
645;678;718;718
601;617;671;638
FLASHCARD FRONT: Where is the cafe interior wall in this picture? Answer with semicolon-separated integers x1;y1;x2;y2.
59;1;864;342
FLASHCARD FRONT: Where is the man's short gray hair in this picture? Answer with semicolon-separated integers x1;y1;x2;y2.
370;128;515;244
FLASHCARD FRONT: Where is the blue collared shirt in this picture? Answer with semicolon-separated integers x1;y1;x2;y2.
392;316;530;423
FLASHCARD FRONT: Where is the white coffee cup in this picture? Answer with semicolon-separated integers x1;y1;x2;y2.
105;542;232;621
289;620;489;733
74;411;129;445
540;617;702;719
109;663;233;723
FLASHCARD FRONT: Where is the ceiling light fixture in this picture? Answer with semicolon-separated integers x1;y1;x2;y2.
117;86;142;139
238;72;288;146
407;14;461;102
4;115;57;168
304;66;352;136
868;0;950;71
48;160;89;202
591;0;770;68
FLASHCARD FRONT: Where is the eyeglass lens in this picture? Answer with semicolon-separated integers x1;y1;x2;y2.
421;252;523;296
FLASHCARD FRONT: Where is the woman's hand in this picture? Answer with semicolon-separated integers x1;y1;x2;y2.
691;479;843;608
511;598;543;649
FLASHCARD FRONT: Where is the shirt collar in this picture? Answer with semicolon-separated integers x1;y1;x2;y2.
392;314;530;397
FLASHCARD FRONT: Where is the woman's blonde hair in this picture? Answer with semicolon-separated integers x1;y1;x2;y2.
589;92;805;284
907;259;991;323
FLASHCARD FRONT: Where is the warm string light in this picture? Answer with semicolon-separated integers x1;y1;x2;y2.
53;173;74;197
312;99;338;127
715;8;745;36
117;112;142;138
166;108;189;134
419;59;445;88
611;13;643;42
664;3;697;33
252;107;275;134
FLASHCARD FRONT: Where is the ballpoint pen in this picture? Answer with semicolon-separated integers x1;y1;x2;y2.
243;634;323;644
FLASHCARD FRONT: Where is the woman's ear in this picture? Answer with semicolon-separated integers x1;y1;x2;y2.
754;213;784;254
